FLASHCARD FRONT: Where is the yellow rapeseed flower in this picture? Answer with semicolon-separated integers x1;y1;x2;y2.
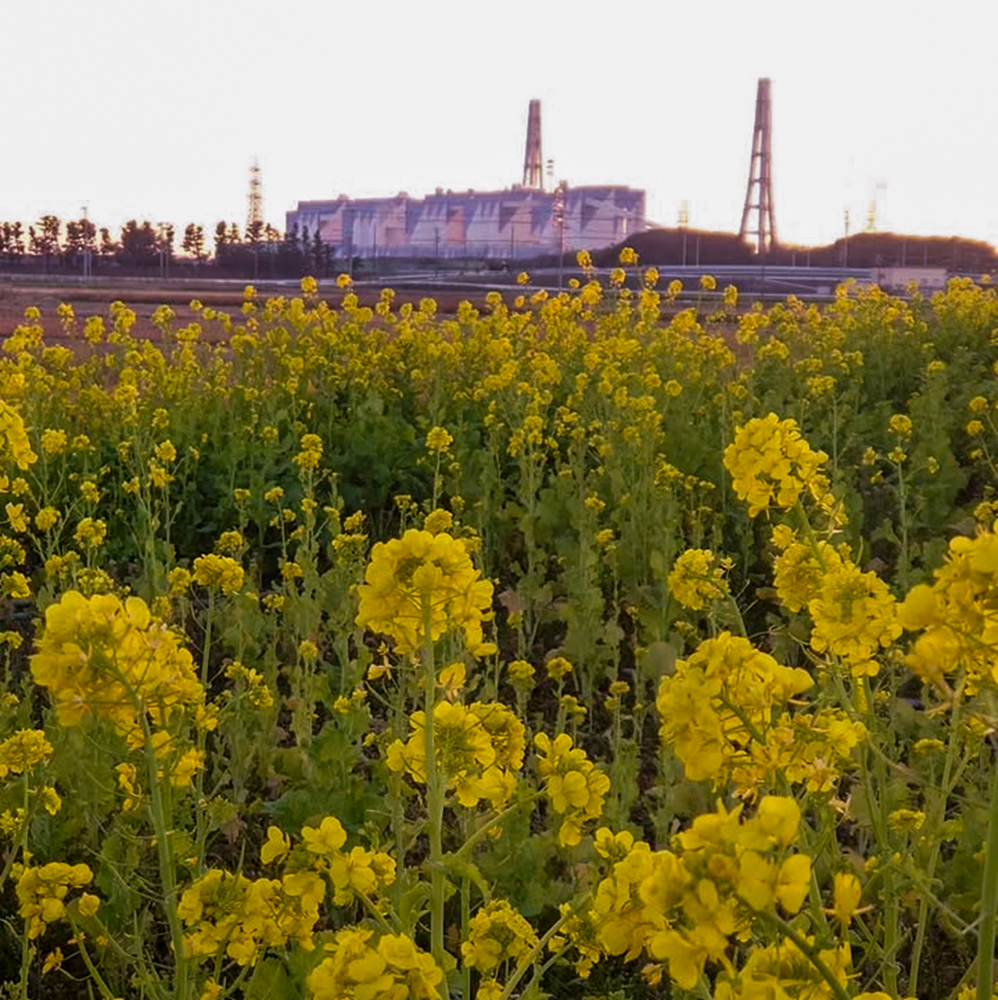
425;426;453;454
668;549;729;611
355;529;493;655
830;871;862;925
723;413;831;518
302;816;347;855
31;591;203;736
192;554;244;595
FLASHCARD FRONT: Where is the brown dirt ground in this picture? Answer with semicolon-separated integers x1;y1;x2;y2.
0;280;742;358
0;281;522;344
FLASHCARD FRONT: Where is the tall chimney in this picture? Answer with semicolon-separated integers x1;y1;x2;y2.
522;99;543;190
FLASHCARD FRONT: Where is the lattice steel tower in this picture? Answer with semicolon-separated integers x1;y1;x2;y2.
738;78;777;254
522;100;543;190
246;158;264;232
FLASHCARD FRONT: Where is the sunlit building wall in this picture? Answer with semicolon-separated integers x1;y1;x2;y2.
285;186;645;259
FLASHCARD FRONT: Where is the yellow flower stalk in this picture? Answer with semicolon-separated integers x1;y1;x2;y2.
355;529;493;655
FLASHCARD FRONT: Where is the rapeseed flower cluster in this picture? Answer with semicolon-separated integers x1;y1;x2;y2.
192;554;245;595
657;632;812;786
293;431;323;472
809;559;901;677
356;529;494;655
556;798;813;990
308;927;444;1000
16;861;97;939
297;815;397;905
668;548;730;611
0;401;37;490
898;528;998;689
772;532;842;612
534;732;611;845
387;700;522;809
724;413;832;517
178;867;324;965
773;529;902;676
30;590;204;749
0;728;52;777
224;660;274;709
714;936;852;1000
656;631;862;793
462;898;539;975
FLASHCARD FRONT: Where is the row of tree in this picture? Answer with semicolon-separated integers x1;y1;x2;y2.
0;215;341;278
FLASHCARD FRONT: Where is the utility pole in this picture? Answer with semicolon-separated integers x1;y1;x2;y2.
678;201;689;267
158;222;170;280
81;204;91;282
553;180;568;289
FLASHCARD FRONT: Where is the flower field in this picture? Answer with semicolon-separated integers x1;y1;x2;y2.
3;263;998;1000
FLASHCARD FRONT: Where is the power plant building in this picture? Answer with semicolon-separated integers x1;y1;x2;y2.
285;99;644;261
285;185;646;261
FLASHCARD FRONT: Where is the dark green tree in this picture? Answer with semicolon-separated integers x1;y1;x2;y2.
158;224;175;261
99;227;118;258
213;221;228;262
29;214;61;269
9;222;24;259
245;219;264;247
312;229;325;277
118;220;158;265
64;220;83;263
278;223;301;277
183;224;206;265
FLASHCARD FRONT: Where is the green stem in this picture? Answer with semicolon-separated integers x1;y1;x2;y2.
0;774;36;895
461;877;472;1000
456;791;543;861
795;499;826;569
67;915;118;1000
497;905;574;1000
17;932;33;1000
910;679;965;997
894;455;910;593
862;676;899;996
141;711;191;1000
355;886;401;935
977;747;998;1000
421;597;449;997
722;590;749;638
754;909;851;1000
195;588;215;872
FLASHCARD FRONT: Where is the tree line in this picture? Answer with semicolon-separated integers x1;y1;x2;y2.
0;215;340;279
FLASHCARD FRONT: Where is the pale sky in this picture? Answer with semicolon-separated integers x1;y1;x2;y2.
2;0;996;250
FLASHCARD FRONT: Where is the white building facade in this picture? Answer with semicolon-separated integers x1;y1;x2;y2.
286;185;645;260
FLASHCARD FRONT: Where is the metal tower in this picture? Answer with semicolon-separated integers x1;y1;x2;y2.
738;78;777;254
522;100;543;190
246;158;264;232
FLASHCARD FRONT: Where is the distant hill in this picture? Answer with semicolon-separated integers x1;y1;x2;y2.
592;228;754;267
596;228;998;272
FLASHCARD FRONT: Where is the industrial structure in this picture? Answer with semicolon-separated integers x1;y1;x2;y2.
522;99;544;190
738;78;777;255
285;101;645;261
246;158;263;234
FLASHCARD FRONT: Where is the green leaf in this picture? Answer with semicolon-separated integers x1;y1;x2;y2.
439;855;491;900
245;957;295;1000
